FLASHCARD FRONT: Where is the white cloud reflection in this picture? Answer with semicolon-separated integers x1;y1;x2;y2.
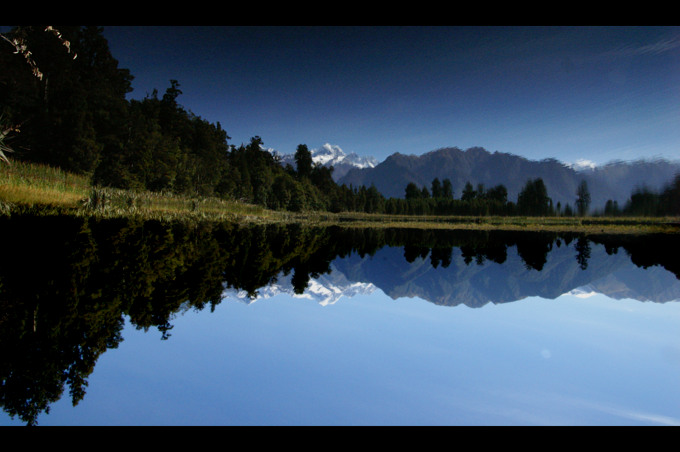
492;390;680;426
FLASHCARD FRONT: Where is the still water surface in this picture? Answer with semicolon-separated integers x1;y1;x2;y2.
1;215;679;426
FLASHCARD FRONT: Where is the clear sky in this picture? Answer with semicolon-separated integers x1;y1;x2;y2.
100;26;680;166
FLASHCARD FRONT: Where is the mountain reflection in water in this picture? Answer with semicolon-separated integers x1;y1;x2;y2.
227;234;680;307
0;214;678;425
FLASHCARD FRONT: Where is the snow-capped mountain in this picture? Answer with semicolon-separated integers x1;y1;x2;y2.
567;158;598;172
269;143;378;181
313;143;378;169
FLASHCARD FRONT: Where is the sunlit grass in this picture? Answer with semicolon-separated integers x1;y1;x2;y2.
88;187;305;224
0;161;266;222
0;184;84;206
0;161;304;224
0;160;90;207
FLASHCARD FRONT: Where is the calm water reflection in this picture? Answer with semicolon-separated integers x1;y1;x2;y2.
1;214;679;425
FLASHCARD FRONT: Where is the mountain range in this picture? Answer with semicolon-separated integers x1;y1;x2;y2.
271;144;679;210
330;241;680;307
337;147;680;209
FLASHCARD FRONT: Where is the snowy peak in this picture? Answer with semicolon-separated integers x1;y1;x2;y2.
267;143;378;181
312;143;378;170
312;143;346;166
567;158;598;172
311;143;378;180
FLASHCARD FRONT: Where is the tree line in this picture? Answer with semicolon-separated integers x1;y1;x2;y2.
602;175;680;217
1;26;678;217
394;176;679;217
387;177;567;216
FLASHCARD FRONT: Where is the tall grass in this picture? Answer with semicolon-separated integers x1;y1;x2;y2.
0;160;90;207
0;160;296;224
79;186;294;224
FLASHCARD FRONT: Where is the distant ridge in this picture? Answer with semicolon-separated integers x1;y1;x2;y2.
336;146;680;208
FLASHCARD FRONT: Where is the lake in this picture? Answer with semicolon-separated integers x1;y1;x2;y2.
1;214;679;426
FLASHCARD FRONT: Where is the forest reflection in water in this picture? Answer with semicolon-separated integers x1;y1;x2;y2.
0;214;679;426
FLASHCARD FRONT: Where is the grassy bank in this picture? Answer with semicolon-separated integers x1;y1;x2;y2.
2;160;679;233
317;211;680;234
0;160;295;224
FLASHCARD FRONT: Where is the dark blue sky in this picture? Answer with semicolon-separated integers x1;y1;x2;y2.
102;26;680;166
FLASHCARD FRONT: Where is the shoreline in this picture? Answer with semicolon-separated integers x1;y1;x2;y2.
2;201;678;235
2;161;678;235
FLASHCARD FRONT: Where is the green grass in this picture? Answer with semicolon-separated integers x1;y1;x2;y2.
77;186;301;224
314;212;680;234
2;160;679;233
0;160;304;224
0;159;90;207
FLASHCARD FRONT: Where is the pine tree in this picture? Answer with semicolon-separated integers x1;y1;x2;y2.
405;182;421;200
517;178;551;216
461;181;476;202
442;178;453;199
294;144;313;179
431;178;442;198
575;180;591;216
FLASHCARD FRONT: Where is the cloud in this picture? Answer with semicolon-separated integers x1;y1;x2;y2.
609;33;680;57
